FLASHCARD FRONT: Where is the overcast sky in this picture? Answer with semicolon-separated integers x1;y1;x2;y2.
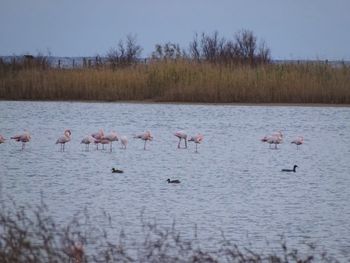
1;0;349;59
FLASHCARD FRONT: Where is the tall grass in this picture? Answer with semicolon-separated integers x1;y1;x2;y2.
0;200;340;262
1;60;349;103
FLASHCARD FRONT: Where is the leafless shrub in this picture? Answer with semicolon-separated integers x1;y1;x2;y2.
151;42;183;60
0;53;51;73
107;34;142;69
0;200;340;263
187;29;271;65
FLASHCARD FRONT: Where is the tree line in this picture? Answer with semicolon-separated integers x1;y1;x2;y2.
0;29;271;71
108;29;271;67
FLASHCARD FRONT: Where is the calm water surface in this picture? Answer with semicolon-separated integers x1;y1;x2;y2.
0;101;350;259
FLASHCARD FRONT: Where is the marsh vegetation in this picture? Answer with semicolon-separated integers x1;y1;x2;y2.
0;30;349;103
0;201;339;263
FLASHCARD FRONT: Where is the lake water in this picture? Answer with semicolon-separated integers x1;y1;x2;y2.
0;101;350;260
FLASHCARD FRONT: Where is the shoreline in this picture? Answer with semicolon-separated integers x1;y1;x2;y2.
1;99;350;107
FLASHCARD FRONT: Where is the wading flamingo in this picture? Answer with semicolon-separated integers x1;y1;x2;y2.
267;134;283;149
188;134;204;153
134;131;153;150
91;129;104;150
11;131;31;150
98;138;110;150
0;134;5;144
261;136;269;142
56;129;71;151
291;136;304;149
261;130;283;149
174;130;187;148
80;135;96;151
120;135;128;149
102;131;118;152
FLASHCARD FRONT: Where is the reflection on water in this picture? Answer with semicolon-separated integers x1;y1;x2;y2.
0;101;350;259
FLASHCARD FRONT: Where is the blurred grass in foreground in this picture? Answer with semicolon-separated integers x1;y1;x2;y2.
0;200;341;262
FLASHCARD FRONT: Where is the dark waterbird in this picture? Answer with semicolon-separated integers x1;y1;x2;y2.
112;168;124;173
167;179;180;184
281;165;298;172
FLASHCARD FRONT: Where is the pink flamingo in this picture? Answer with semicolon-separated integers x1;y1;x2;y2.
56;129;71;151
91;129;104;150
291;136;304;149
188;134;204;153
174;130;187;148
102;131;118;152
97;138;110;150
267;134;283;149
134;131;153;150
120;135;128;149
261;135;269;142
81;135;96;151
261;131;283;149
11;131;31;150
272;130;283;139
0;134;5;144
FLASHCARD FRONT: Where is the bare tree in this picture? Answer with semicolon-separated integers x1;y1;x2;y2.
234;29;257;64
189;33;201;61
107;34;142;69
256;40;271;64
151;42;183;60
125;34;142;63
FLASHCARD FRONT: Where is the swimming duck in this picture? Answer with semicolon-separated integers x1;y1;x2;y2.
167;179;180;183
112;168;124;173
281;165;298;172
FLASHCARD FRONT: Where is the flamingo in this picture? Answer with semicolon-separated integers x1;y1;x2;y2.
56;129;71;151
134;131;153;150
174;130;187;148
81;135;96;151
188;134;204;153
91;129;104;150
0;134;5;144
98;138;110;150
261;135;269;142
267;134;283;149
291;136;304;149
272;130;283;138
261;131;283;149
102;131;118;152
11;131;31;150
120;135;128;149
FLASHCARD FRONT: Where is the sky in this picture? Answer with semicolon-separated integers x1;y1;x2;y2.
1;0;349;60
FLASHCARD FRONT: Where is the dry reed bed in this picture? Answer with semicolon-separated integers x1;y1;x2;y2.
1;61;349;103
